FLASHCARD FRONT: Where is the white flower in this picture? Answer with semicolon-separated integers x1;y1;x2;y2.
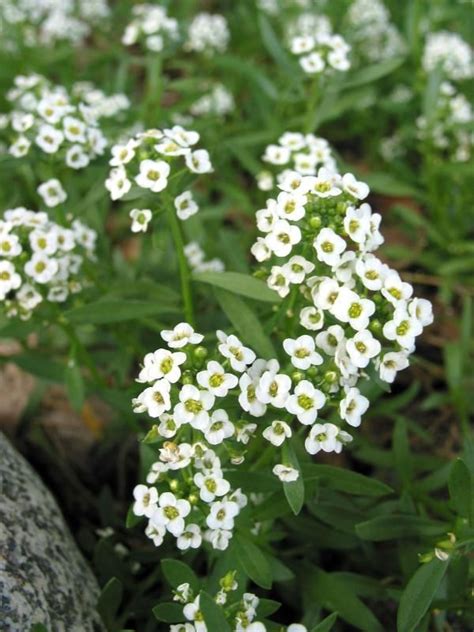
135;380;172;417
316;324;345;355
288;624;308;632
157;413;182;439
204;409;235;445
262;420;292;446
29;229;58;256
290;35;315;54
217;331;256;372
197;360;238;397
239;372;267;418
300;51;325;74
35;124;64;153
256;199;279;233
24;253;58;284
145;522;166;546
206;499;239;530
159;443;194;470
65;145;90;169
135;159;170;192
382;307;422;349
175;191;199;220
377;351;409;383
312;277;340;311
300;306;324;331
9;136;31;157
137;349;187;384
63;116;87;143
342;173;369;200
177;524;202;550
256;369;292;408
305;422;339;455
346;330;381;368
161;322;204;348
340;387;369;427
105;166;132;200
174;384;215;430
110;141;137;166
130;209;152;233
275;191;307;221
151;492;191;537
251;237;272;262
283;335;323;370
205;528;232;551
194;471;230;503
344;205;371;244
132;484;158;518
284;255;314;284
408;298;433;327
332;288;376;331
314;227;346;266
265;219;302;257
0;261;22;298
0;232;22;258
185;149;213;173
355;256;387;291
381;272;413;305
37;179;67;208
305;168;341;198
267;265;291;298
273;464;299;482
286;379;326;425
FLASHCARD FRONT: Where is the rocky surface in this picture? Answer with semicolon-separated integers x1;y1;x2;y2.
0;432;103;631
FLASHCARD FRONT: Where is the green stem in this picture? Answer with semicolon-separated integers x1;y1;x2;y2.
165;202;195;325
305;76;321;134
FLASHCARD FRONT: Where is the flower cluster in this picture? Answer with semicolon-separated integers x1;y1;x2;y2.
105;126;212;230
71;82;130;120
189;84;235;119
257;131;336;192
122;4;179;53
0;0;109;51
417;82;472;162
289;30;350;75
0;206;96;319
184;13;230;55
184;242;225;274
345;0;405;63
422;31;473;81
170;573;308;631
1;74;112;182
286;12;333;41
250;166;433;407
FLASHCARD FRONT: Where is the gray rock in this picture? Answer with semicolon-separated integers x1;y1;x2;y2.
0;432;103;631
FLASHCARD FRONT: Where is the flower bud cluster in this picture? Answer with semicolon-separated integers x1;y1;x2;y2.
189;84;235;119
71;82;130;120
1;74;111;172
184;242;225;274
289;31;351;74
251;166;433;402
417;82;472;163
105;126;212;231
184;13;230;55
257;131;336;192
422;31;473;81
122;4;179;52
171;575;308;632
0;207;96;319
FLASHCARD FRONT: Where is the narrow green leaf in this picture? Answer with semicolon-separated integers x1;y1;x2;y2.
125;506;143;529
152;602;184;623
449;459;473;525
193;271;279;303
65;300;178;324
312;612;338;632
356;515;447;541
302;464;393;496
215;289;276;359
14;353;65;383
397;559;449;632
161;559;200;592
362;172;421;198
344;57;405;88
98;577;123;629
393;418;412;487
200;591;231;632
258;13;299;78
65;358;85;412
234;535;273;589
282;442;305;515
257;599;281;617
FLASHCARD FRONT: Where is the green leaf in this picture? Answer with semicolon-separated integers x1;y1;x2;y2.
397;559;449;632
282;442;305;515
258;13;299;78
125;506;143;528
193;271;279;303
257;599;281;617
200;591;231;632
303;464;393;497
65;300;178;324
449;459;473;525
344;57;405;88
312;567;383;631
234;535;273;589
152;602;184;623
215;289;276;359
65;358;85;412
141;425;161;444
14;353;65;383
98;577;123;630
362;172;421;198
161;559;200;592
311;612;338;632
356;515;447;541
393;418;412;487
